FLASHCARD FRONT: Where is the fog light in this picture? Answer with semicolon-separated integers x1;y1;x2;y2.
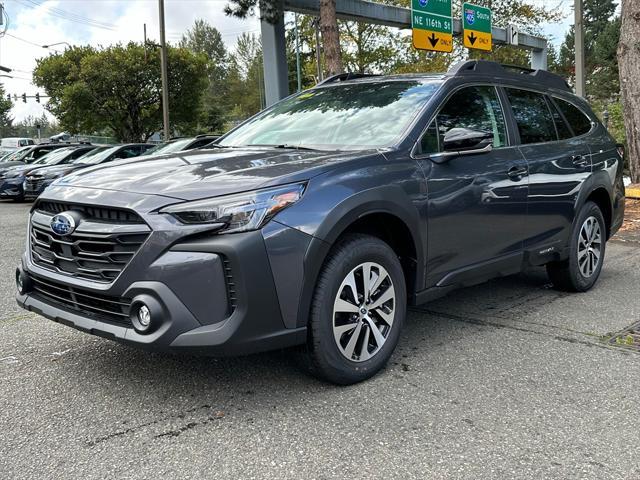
138;305;151;328
16;269;32;295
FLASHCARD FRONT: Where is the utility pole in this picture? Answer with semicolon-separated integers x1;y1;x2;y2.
294;14;302;92
314;18;323;82
158;0;170;140
143;23;147;61
574;0;586;97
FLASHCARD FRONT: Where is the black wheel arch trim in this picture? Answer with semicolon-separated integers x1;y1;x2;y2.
294;186;427;328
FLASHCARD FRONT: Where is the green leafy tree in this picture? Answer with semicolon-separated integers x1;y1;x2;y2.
180;19;230;132
558;0;620;100
226;33;265;126
0;83;13;138
33;42;208;142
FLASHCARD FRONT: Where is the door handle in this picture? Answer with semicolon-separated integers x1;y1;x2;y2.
571;155;589;167
507;166;528;180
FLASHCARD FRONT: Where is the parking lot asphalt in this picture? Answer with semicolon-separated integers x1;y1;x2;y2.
1;200;640;479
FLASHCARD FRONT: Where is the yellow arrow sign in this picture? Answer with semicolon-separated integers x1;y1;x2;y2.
463;30;492;51
413;30;453;53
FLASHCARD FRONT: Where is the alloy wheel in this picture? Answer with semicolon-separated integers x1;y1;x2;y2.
577;216;602;278
332;262;396;362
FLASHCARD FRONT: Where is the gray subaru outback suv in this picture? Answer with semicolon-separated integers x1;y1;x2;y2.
16;61;625;384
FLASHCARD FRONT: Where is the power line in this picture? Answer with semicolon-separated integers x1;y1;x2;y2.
4;32;41;48
12;0;119;31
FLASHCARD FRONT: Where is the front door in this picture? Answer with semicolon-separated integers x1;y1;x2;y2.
416;85;529;288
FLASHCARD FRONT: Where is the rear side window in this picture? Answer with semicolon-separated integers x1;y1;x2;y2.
554;98;593;136
419;85;507;154
546;99;573;140
506;89;557;144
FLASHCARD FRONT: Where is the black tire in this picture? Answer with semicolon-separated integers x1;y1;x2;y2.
546;201;606;292
306;234;406;385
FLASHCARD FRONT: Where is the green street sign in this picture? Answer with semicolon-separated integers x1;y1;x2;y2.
462;3;492;51
411;0;453;53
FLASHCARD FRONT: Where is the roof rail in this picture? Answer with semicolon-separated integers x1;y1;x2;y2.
317;72;380;86
446;60;571;93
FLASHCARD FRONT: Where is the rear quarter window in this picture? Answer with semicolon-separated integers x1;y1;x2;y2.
554;98;593;136
505;88;557;145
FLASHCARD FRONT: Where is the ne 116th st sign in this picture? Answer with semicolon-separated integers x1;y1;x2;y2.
462;3;492;51
412;0;453;53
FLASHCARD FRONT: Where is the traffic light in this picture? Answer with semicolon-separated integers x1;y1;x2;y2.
35;92;40;103
21;93;26;103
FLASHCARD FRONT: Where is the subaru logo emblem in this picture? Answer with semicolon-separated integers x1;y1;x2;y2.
50;213;76;236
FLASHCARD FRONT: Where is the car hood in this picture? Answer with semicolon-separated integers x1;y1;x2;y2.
0;161;26;173
57;147;376;201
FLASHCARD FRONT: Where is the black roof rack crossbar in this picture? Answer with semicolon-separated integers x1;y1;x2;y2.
317;72;380;86
446;60;571;92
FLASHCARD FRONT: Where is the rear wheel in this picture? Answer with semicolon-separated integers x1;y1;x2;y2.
306;234;406;385
547;201;606;292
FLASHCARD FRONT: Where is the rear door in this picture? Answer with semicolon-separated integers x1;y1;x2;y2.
503;88;592;258
416;85;529;288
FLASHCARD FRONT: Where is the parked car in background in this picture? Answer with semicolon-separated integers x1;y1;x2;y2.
143;135;220;157
0;146;30;162
0;137;35;155
0;143;79;172
0;145;96;201
23;143;154;200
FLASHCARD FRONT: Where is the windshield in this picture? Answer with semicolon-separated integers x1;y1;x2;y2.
73;146;115;165
2;146;31;162
145;139;192;155
219;79;442;150
33;148;75;165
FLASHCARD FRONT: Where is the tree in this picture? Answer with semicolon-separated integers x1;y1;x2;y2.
618;0;640;183
0;83;13;138
226;33;265;125
180;19;230;132
319;0;342;75
33;42;208;142
558;0;620;100
225;0;342;77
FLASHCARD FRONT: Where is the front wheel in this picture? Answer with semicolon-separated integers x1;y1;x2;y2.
306;234;406;385
547;201;606;292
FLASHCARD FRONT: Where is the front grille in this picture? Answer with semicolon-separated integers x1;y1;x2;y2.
24;176;45;193
30;274;132;326
37;200;144;224
29;203;150;283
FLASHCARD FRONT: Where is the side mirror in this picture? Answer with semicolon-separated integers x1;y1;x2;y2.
430;128;494;164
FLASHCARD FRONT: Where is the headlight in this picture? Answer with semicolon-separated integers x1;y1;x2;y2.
160;182;306;233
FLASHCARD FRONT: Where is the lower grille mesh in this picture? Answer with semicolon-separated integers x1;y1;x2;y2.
30;275;132;326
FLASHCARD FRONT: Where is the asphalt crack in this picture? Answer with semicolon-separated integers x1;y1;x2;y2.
409;307;636;355
86;404;223;446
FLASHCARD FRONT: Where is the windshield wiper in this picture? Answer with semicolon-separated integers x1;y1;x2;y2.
252;144;320;151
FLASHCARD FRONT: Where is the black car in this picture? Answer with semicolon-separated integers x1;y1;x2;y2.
16;61;625;384
143;135;221;157
23;143;154;200
0;146;96;201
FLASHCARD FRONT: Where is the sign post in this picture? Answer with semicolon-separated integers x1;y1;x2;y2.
411;0;453;53
462;3;492;51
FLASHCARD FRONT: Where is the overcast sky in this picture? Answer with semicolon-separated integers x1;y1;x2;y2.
1;0;572;125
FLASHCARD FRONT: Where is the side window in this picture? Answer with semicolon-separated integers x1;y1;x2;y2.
419;86;507;154
506;88;557;144
554;98;593;136
546;98;573;140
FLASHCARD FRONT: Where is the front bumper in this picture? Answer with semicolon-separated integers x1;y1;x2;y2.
0;179;24;198
23;178;53;199
17;188;312;355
